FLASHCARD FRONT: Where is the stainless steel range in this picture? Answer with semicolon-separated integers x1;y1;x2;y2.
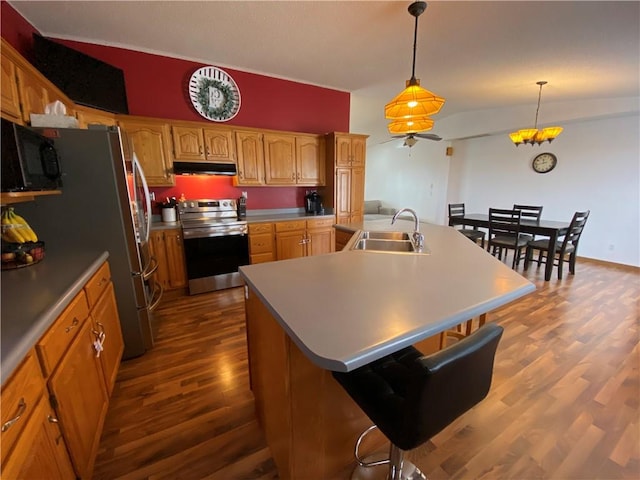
178;198;249;295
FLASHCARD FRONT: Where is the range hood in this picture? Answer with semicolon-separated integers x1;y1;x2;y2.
173;162;237;176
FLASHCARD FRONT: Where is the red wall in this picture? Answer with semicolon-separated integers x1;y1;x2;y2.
1;1;350;210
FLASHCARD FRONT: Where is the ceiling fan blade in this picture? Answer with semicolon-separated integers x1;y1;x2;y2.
414;133;442;141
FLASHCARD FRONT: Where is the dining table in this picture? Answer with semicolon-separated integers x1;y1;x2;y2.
449;213;571;281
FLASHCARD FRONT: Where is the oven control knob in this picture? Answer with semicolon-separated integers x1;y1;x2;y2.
222;201;229;207
189;202;196;208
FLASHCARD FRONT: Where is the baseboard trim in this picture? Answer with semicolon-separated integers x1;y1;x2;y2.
578;256;639;272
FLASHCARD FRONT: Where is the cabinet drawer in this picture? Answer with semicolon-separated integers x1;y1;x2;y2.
84;261;111;307
307;217;335;229
248;223;273;235
0;350;45;465
275;220;306;232
249;233;274;255
36;290;89;378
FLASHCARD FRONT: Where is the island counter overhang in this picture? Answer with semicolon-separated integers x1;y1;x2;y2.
239;219;536;373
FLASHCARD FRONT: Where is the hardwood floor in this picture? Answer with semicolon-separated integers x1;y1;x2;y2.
93;258;639;479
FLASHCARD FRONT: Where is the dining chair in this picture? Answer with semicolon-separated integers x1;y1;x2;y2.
513;204;543;239
487;208;529;269
448;203;485;248
524;210;590;279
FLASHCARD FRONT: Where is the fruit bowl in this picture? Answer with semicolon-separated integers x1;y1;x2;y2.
1;240;45;270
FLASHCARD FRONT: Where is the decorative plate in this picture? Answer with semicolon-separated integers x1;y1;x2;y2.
188;66;241;122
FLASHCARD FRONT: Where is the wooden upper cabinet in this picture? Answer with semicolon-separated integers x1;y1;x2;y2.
171;123;236;163
1;49;22;123
235;130;264;186
296;134;325;185
74;105;116;129
203;127;235;163
334;134;366;167
264;133;296;185
118;117;175;186
263;133;325;186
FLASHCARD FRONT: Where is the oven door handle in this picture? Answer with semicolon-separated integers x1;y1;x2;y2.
182;229;247;240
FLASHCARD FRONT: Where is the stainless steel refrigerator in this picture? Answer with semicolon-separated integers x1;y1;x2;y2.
22;126;161;359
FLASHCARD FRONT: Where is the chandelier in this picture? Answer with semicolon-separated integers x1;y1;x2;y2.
385;1;445;135
509;81;563;146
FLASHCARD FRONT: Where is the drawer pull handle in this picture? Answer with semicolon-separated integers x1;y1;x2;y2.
92;323;106;358
65;318;79;333
2;398;26;432
47;415;59;424
97;276;108;287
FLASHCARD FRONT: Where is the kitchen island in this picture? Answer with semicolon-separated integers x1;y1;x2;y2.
239;218;535;479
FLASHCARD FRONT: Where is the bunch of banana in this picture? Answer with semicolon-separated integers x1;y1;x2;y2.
1;208;38;243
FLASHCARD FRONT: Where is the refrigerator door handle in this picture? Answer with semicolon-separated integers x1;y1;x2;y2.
148;281;163;311
132;152;152;245
142;256;159;281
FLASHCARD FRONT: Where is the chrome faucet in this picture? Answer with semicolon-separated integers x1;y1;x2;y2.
392;208;424;252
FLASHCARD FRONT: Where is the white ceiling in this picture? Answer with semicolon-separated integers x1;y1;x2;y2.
8;0;640;119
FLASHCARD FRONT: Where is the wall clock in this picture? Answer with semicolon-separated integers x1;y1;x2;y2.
532;152;557;174
188;66;241;122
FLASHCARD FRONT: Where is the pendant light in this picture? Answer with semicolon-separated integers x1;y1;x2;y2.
385;1;445;134
509;81;563;146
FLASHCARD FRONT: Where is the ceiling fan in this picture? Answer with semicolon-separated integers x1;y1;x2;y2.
387;132;442;148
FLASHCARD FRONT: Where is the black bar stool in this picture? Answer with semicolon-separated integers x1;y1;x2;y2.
333;323;504;480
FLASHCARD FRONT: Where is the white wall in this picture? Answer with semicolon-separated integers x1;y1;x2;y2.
350;95;640;267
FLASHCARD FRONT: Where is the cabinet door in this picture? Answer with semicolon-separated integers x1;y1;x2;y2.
164;228;187;289
118;119;174;186
172;125;205;161
1;52;22;123
264;133;296;185
335;168;352;224
91;282;124;397
48;320;109;480
276;230;306;260
15;66;48;124
350;136;367;167
203;127;236;163
235;130;264;186
307;227;335;256
75;106;116;129
2;397;76;480
296;135;325;185
335;135;353;167
349;167;366;223
149;230;171;291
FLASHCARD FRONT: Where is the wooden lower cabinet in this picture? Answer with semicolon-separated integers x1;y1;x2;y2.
306;218;335;256
1;395;76;480
47;318;109;479
1;350;75;480
2;260;123;479
335;229;355;252
149;228;187;290
275;221;307;261
273;218;336;261
249;223;276;264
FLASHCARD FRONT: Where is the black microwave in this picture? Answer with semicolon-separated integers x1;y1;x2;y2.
1;118;62;192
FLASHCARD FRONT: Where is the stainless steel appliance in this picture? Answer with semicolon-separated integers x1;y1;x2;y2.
1;118;62;192
20;126;161;359
178;199;249;294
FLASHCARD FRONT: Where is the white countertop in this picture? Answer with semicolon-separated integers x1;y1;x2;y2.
239;219;535;372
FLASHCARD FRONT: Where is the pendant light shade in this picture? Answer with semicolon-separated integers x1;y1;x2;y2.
385;79;445;119
387;114;434;135
385;1;444;134
510;81;563;146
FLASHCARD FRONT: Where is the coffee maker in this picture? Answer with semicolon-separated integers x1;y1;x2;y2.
304;191;323;215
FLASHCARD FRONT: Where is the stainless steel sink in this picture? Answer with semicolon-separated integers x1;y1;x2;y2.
352;238;415;252
348;230;429;254
358;231;411;241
